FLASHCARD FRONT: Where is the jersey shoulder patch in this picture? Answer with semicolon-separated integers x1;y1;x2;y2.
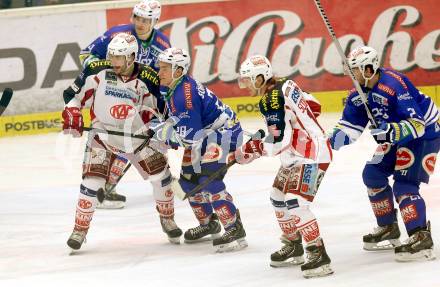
82;60;112;79
139;64;160;87
154;29;171;49
259;81;285;113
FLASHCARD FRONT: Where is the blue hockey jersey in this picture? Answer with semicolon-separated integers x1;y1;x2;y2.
80;24;171;70
332;68;440;149
162;75;239;147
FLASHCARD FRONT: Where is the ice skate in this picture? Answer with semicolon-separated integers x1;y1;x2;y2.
67;229;87;253
96;185;126;209
184;213;221;243
213;210;247;253
395;222;435;262
363;221;401;251
270;234;304;267
160;216;183;244
301;239;333;278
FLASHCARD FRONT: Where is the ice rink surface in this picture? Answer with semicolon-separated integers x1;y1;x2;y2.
1;115;439;287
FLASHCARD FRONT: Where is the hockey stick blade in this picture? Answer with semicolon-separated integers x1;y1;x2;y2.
182;129;265;200
0;88;13;116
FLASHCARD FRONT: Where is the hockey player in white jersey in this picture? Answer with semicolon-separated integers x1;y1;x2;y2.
237;55;333;278
62;33;182;251
80;0;171;209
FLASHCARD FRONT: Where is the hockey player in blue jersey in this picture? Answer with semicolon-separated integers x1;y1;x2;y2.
80;0;170;69
329;46;439;261
155;47;264;252
80;0;170;209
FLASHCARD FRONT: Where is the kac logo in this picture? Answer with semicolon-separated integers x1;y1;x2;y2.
110;104;134;119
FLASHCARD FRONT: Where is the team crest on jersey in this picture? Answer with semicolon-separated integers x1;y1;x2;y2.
422;153;437;175
372;93;388;106
395;147;415;170
110;104;134;119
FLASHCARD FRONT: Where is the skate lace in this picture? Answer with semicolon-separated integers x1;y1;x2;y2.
372;225;388;236
278;244;294;256
402;232;421;245
306;248;319;262
221;226;237;239
190;224;210;236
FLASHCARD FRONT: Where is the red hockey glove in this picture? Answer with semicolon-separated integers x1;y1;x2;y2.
62;107;83;137
234;139;264;164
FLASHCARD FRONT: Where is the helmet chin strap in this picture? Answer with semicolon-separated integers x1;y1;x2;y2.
361;66;376;88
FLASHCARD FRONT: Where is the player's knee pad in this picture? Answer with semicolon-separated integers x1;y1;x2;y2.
82;176;106;192
362;164;389;188
270;187;285;202
151;169;173;198
392;181;420;204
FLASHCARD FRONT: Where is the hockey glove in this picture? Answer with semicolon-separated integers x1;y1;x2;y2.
328;125;353;150
370;119;424;145
62;107;83;137
234;139;264;164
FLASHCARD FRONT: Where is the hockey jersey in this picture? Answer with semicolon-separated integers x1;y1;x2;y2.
162;75;238;147
259;78;331;166
332;68;440;149
80;24;171;70
63;60;161;152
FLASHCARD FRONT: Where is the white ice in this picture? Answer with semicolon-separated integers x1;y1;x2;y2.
1;115;439;287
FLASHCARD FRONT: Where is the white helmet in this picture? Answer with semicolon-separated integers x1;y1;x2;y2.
239;55;273;90
158;47;191;76
133;0;161;24
347;46;379;84
107;33;138;61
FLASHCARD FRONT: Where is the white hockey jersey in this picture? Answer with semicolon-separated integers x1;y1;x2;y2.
259;78;332;167
63;60;161;153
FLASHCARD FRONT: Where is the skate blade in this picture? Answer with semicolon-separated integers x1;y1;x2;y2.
363;239;401;251
303;264;334;279
184;233;221;244
395;249;436;262
215;238;248;253
270;256;305;268
96;200;125;209
167;236;181;244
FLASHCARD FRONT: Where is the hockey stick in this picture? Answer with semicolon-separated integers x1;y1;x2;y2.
175;129;265;200
313;0;377;128
0;88;13;116
83;126;154;140
95;129;155;203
